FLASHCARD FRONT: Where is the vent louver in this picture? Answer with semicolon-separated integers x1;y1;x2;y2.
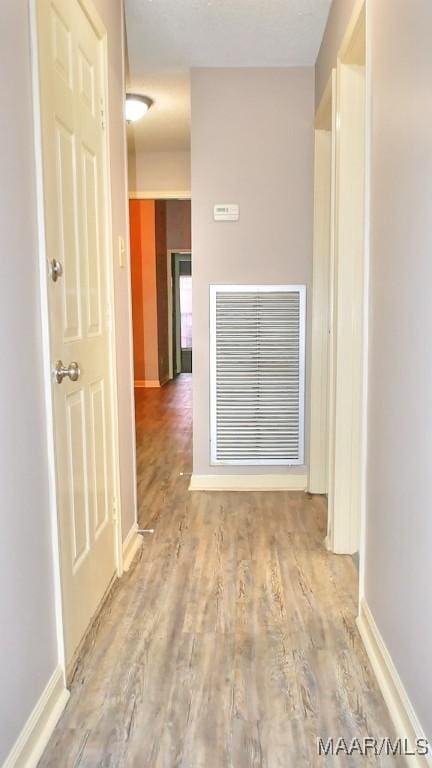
210;285;306;465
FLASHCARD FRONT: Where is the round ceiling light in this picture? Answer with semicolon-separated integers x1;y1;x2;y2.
125;94;153;123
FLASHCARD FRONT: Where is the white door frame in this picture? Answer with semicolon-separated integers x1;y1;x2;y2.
167;249;192;380
329;0;367;556
308;73;334;496
309;0;368;557
358;0;372;603
328;57;366;555
29;0;124;678
128;194;192;383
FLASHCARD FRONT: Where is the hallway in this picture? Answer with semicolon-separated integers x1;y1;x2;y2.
39;376;398;767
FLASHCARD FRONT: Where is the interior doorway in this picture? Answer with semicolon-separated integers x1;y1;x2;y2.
172;252;192;374
129;199;192;389
128;197;192;529
34;0;120;674
309;1;366;559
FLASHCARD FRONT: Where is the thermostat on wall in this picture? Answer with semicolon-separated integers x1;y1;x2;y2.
214;204;239;221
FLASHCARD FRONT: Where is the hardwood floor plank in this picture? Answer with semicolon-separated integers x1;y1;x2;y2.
38;375;399;767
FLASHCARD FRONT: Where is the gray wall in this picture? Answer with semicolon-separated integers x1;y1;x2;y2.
191;67;314;476
315;0;357;106
318;0;432;739
0;0;134;762
0;1;58;761
365;0;432;738
128;150;191;194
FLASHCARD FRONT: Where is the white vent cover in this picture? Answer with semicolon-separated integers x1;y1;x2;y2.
210;285;306;465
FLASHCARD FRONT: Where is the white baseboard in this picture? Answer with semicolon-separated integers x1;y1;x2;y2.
3;665;69;768
134;379;160;389
189;473;307;492
122;523;143;573
357;598;431;767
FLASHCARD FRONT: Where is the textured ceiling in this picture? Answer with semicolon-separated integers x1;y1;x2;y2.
126;71;191;152
125;0;332;152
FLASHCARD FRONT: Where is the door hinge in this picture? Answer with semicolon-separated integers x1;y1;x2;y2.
105;299;113;333
100;97;106;131
112;495;118;524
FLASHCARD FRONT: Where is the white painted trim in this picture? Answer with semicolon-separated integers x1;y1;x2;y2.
308;129;332;494
338;0;366;64
122;523;143;572
118;0;139;576
3;666;69;768
357;599;431;767
358;0;372;603
315;73;333;130
129;190;191;200
96;2;124;579
320;0;367;560
326;68;337;549
29;0;67;676
167;250;174;380
134;379;161;389
327;59;366;555
189;473;307;492
166;250;192;381
209;284;306;467
173;252;192;376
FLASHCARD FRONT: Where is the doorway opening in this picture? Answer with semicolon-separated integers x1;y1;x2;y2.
172;251;192;375
309;1;366;567
129;198;192;525
129;199;192;388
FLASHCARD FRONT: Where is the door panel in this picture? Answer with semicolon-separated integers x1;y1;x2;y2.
82;145;102;336
56;122;81;339
38;0;116;666
66;389;89;569
90;379;109;538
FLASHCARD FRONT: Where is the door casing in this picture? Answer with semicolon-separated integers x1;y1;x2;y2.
166;249;192;379
309;0;368;560
172;252;192;376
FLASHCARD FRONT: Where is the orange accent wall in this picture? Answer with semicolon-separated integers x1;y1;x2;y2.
129;200;144;381
130;199;191;387
129;200;159;384
155;201;169;385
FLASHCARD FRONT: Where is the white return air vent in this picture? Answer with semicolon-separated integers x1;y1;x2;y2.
210;285;306;466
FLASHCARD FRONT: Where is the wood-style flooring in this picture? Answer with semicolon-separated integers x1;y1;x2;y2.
39;374;400;767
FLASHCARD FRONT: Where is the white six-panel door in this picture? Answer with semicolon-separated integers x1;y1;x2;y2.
36;0;116;666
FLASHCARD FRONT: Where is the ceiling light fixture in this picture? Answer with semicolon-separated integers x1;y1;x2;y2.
125;94;153;123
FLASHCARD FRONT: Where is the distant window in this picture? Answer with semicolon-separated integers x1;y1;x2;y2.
180;275;192;350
